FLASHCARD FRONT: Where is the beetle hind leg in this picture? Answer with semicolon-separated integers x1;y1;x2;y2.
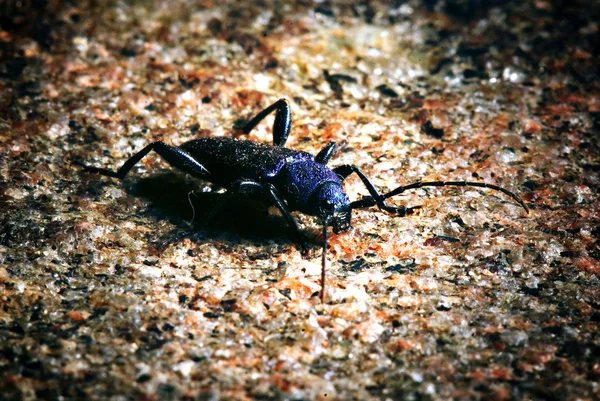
242;98;292;147
77;141;209;179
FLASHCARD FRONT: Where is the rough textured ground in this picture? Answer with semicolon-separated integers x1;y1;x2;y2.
0;1;599;400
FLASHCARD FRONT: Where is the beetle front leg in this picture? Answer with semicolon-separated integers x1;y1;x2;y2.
242;98;292;147
77;141;209;179
333;164;419;215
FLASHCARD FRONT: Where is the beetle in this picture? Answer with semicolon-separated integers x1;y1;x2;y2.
77;98;528;302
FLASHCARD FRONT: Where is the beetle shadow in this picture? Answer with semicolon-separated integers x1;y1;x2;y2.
127;172;315;249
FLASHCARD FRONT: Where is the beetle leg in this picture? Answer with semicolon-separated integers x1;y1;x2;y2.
77;141;209;179
242;98;292;147
346;197;422;216
156;180;263;249
262;183;309;254
198;180;309;253
157;180;308;252
315;142;337;165
190;180;270;228
333;164;413;215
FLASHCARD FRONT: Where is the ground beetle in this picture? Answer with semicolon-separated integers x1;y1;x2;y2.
78;98;528;302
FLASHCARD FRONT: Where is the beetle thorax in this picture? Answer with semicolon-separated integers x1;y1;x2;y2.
280;159;348;217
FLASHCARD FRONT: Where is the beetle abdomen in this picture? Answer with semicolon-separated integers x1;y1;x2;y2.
179;137;311;186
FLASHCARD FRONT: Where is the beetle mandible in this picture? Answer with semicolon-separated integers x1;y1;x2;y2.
78;98;528;302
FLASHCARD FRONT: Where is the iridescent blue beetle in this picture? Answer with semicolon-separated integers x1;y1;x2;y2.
79;99;528;302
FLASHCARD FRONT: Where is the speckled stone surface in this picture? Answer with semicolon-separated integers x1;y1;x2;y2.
1;1;599;400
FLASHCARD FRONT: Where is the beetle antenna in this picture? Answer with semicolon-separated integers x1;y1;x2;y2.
321;216;330;303
387;180;528;213
350;180;528;213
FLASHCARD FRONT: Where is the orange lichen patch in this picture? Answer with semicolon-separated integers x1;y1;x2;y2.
178;69;222;86
66;310;90;321
214;352;264;370
489;366;513;380
588;97;600;112
522;118;544;134
556;92;588;105
492;385;512;401
493;112;513;129
513;362;534;374
410;277;439;292
481;325;504;334
327;233;366;260
119;91;154;115
507;319;533;332
523;345;556;366
76;74;102;88
466;368;486;382
314;315;331;329
575;207;599;219
320;122;344;142
242;290;278;313
543;103;573;115
341;321;385;343
275;277;318;300
329;302;366;320
373;308;391;322
181;314;206;330
574;301;594;316
231;89;265;109
422;98;453;110
271;373;294;392
574;256;600;274
285;298;316;314
389;339;414;353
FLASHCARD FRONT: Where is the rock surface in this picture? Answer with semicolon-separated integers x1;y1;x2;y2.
0;1;598;400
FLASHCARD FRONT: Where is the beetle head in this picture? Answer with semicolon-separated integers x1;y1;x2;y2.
310;182;351;233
